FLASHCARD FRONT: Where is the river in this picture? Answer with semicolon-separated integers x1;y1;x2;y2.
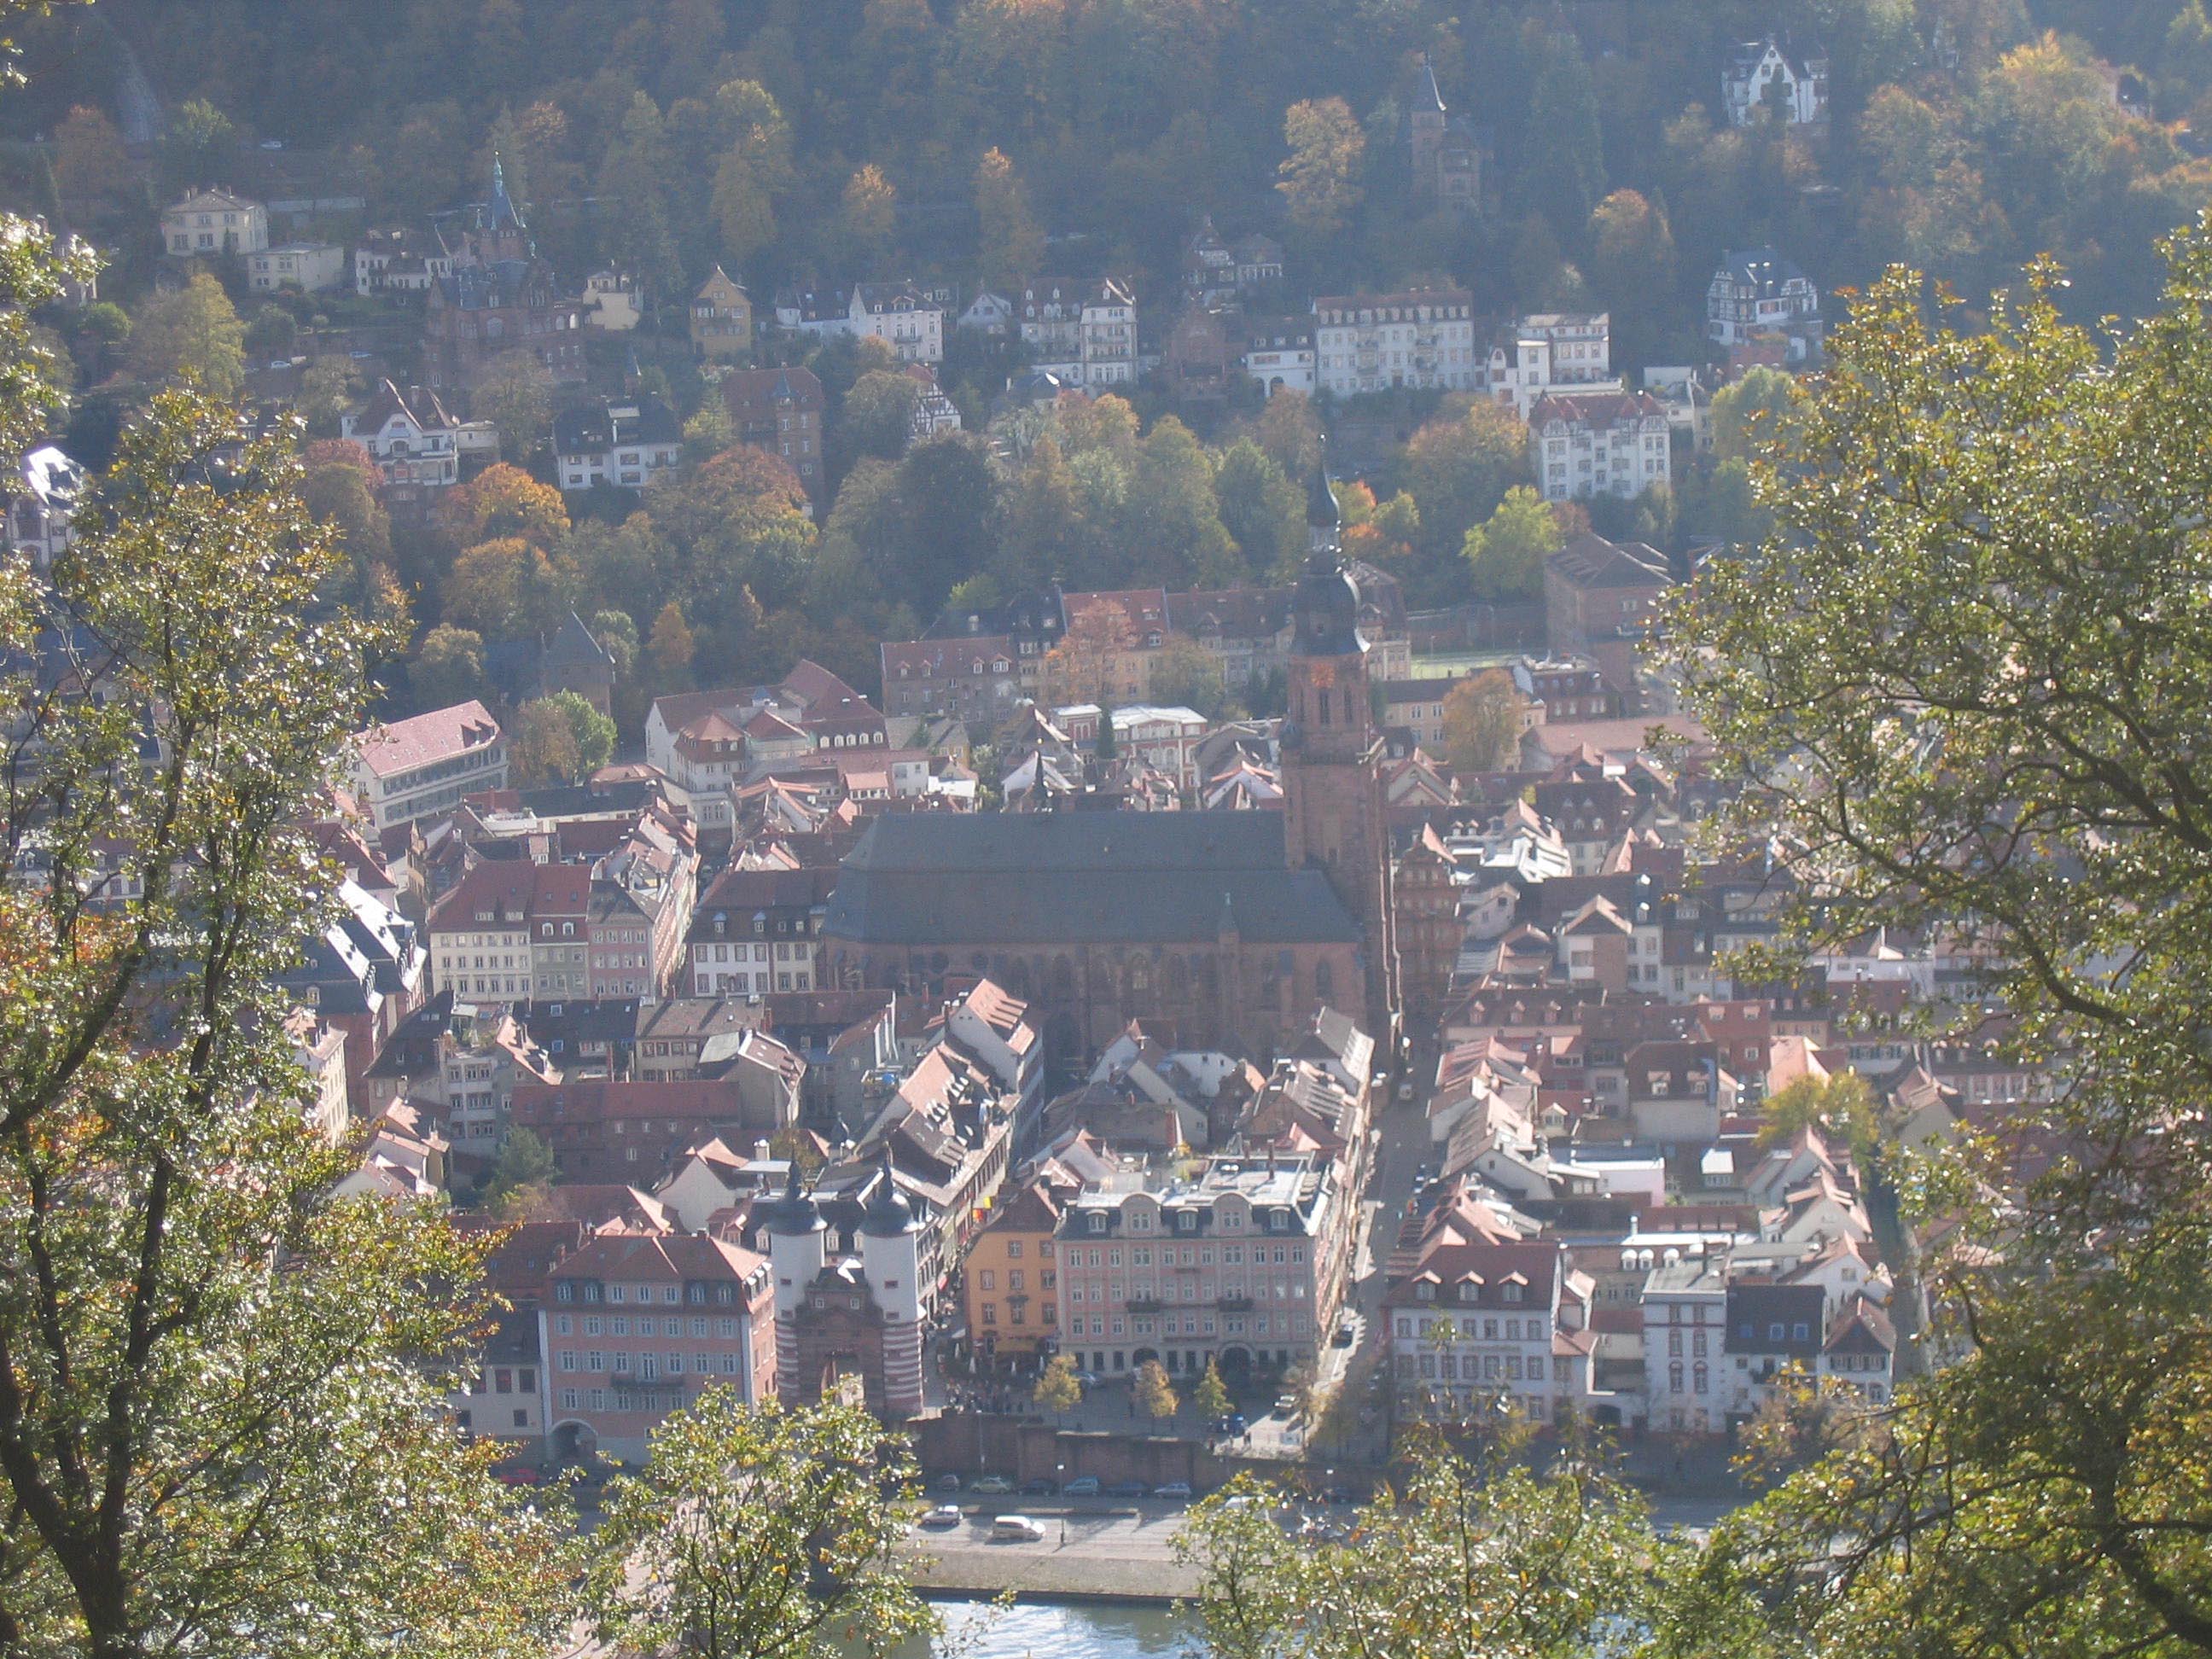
891;1598;1191;1659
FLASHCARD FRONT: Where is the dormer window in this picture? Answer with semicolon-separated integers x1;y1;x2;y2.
1088;1214;1106;1235
1417;1282;1435;1301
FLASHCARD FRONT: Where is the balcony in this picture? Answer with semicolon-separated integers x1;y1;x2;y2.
1217;1295;1254;1313
1126;1297;1163;1314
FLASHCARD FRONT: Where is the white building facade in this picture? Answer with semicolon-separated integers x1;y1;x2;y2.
1313;288;1478;398
1528;391;1674;503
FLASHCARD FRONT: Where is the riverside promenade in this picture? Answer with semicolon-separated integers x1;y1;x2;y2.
899;1504;1200;1604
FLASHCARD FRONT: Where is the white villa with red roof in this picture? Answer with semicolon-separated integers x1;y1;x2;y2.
349;700;506;828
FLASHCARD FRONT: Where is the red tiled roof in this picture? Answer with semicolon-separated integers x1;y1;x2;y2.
356;701;501;779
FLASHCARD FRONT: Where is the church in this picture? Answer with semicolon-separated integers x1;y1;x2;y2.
823;466;1402;1062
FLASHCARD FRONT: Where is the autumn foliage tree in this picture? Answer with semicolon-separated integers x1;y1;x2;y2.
1278;96;1364;236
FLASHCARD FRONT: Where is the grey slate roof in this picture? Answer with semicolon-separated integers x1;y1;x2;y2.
821;812;1361;947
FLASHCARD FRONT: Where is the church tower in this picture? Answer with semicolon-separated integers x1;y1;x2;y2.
475;154;532;265
1281;455;1401;1046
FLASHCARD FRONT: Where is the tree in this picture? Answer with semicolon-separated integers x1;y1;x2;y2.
683;397;735;463
156;98;236;196
1462;485;1562;604
515;694;614;787
1278;97;1364;236
52;104;133;221
300;439;392;571
1708;365;1802;464
242;304;295;362
843;369;923;460
1280;1361;1318;1426
1658;233;2212;1659
0;382;574;1656
1179;1434;1656;1659
1133;1359;1179;1421
482;1126;557;1217
840;162;899;262
442;537;568;639
1128;415;1237;588
296;356;354;432
648;599;696;690
1033;1353;1084;1420
439;462;569;549
591;608;638;680
1195;1358;1233;1423
707;79;793;271
1520;37;1606;239
1400;398;1531;571
127;272;245;398
993;436;1096;588
472;348;553;463
1151;635;1229;721
1248;390;1321;482
507;698;583;785
974;147;1043;288
1440;670;1527;772
1757;1070;1878;1156
589;1394;934;1659
1587;189;1677;365
596;93;682;300
1214;438;1304;579
411;622;487;709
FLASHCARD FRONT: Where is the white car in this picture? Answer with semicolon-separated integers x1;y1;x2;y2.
991;1515;1045;1541
918;1505;963;1529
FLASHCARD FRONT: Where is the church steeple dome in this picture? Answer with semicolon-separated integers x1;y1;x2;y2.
1295;447;1363;657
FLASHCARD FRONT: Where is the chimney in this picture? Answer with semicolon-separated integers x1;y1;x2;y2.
754;1138;771;1161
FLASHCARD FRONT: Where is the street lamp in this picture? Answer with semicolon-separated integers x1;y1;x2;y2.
1057;1461;1067;1548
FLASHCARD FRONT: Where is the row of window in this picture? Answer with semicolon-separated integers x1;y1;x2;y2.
1067;1278;1305;1306
559;1350;742;1377
555;1281;736;1306
1398;1314;1549;1340
1063;1241;1304;1265
1066;1311;1307;1339
972;1268;1056;1291
978;1299;1052;1326
555;1313;739;1337
1412;1352;1560;1382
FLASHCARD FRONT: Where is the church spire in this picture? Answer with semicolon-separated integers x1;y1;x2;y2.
1417;51;1447;113
489;152;524;230
1305;444;1342;572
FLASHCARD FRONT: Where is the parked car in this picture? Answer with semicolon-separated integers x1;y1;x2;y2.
991;1515;1045;1542
932;1474;963;1493
973;1474;1016;1494
1332;1324;1357;1348
918;1505;963;1529
1397;1080;1415;1103
492;1465;541;1487
1105;1479;1148;1499
1020;1477;1057;1496
1073;1371;1103;1388
1211;1412;1249;1436
1273;1394;1301;1417
1062;1475;1101;1497
1152;1481;1194;1501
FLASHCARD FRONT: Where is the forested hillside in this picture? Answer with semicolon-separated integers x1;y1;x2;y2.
15;0;2212;333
